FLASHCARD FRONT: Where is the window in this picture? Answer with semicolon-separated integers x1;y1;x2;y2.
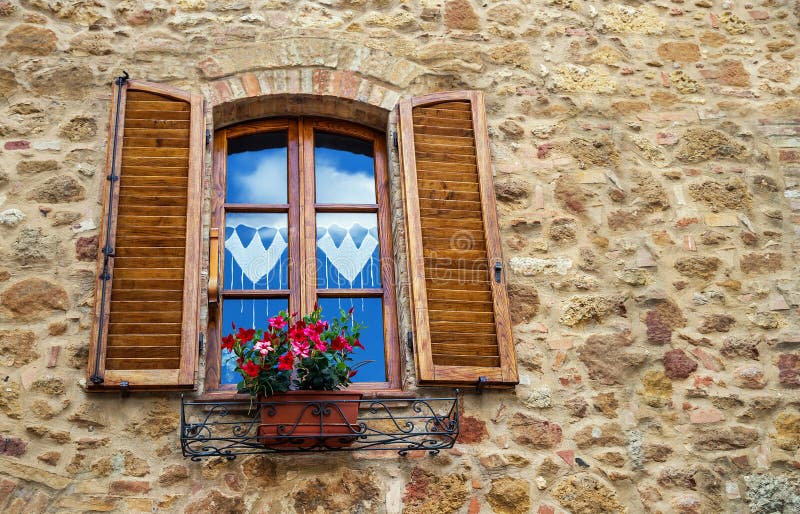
204;118;401;394
86;79;518;394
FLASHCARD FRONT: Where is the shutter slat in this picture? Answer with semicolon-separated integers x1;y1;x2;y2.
88;79;203;391
399;91;518;386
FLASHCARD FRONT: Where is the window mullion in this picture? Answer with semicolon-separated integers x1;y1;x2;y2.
288;119;302;316
299;118;318;315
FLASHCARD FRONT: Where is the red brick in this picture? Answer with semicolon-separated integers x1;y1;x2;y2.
312;69;331;96
556;449;574;466
467;497;480;514
213;81;233;104
780;150;800;162
240;72;261;97
538;505;556;514
109;480;150;495
4;141;30;150
0;479;17;509
46;346;60;368
748;10;769;20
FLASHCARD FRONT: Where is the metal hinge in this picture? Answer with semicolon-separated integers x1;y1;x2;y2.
198;333;204;355
476;376;488;394
206;128;211;146
120;381;130;398
392;131;398;150
494;261;502;283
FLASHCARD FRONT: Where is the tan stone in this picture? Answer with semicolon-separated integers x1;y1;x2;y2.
509;412;562;449
670;70;703;94
553;65;616;94
578;332;646;385
2;25;57;55
640;370;673;407
0;380;23;420
444;0;479;30
657;42;701;62
27;175;86;203
574;423;626;449
126;400;179;438
688;177;751;211
600;4;665;35
674;256;721;280
0;456;70;489
158;464;190;486
0;330;38;367
486;477;530;514
402;467;468;514
772;412;800;450
552;474;627;514
486;42;531;69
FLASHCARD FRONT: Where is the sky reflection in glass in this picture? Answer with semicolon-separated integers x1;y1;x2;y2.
318;297;386;383
220;298;289;385
316;212;380;289
226;131;287;204
224;212;288;290
314;131;376;204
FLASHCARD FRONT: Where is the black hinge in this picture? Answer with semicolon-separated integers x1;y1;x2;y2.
206;128;211;146
120;381;130;398
392;131;399;150
198;333;204;355
476;376;488;393
407;331;413;352
494;261;502;283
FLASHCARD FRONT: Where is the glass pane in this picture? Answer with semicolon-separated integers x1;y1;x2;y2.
318;297;386;383
314;131;376;204
226;131;287;204
221;298;289;385
225;213;288;290
316;213;380;289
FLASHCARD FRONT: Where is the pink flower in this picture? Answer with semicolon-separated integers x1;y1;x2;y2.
314;340;328;352
268;315;287;330
291;340;310;358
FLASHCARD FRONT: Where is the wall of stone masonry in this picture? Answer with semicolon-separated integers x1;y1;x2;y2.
0;0;799;512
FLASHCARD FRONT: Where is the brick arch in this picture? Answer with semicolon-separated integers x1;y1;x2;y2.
199;38;425;130
206;68;401;130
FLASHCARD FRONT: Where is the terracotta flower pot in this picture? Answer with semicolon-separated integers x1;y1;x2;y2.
257;390;363;449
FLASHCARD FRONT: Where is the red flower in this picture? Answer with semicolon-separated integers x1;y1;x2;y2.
331;335;351;352
348;370;358;378
277;352;294;371
288;320;307;343
353;338;364;350
221;334;236;351
236;327;256;342
241;360;260;377
348;307;355;316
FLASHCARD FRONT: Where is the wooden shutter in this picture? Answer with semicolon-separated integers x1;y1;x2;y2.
398;91;518;386
87;79;204;391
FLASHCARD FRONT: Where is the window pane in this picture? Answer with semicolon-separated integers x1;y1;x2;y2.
316;213;380;289
221;298;289;385
225;213;288;290
226;131;287;204
314;131;376;204
318;297;386;383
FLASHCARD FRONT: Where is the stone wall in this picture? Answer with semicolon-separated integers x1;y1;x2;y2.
0;0;799;512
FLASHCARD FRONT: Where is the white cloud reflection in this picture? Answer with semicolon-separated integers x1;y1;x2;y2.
227;151;287;204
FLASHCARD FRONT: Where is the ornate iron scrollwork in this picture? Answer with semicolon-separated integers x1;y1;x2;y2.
180;392;459;460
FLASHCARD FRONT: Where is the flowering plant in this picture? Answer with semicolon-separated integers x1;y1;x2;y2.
222;306;366;398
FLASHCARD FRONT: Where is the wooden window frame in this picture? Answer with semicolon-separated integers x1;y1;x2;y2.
204;117;402;398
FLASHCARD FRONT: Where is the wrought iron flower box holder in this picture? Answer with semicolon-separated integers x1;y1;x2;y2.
180;392;460;460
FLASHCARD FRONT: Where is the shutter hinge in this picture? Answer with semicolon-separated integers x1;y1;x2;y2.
89;374;104;385
102;245;114;257
476;376;488;394
198;333;204;355
206;128;211;146
407;331;413;352
120;380;130;398
494;261;502;283
114;71;130;86
392;131;398;150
